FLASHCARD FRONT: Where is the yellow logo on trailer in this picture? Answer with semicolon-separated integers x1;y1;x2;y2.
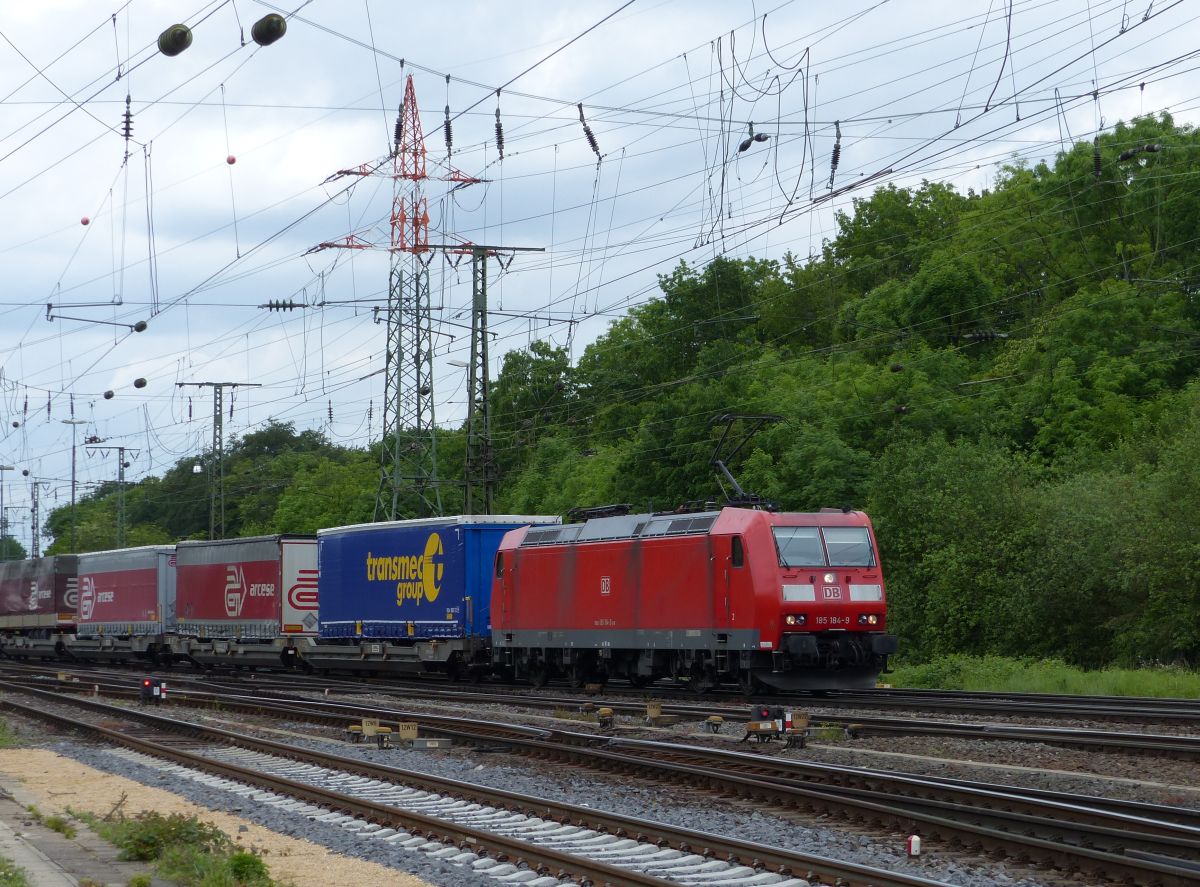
421;532;444;603
366;532;444;606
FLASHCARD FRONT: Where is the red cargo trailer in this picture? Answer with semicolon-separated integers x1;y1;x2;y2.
173;535;316;668
0;556;77;631
0;555;78;658
71;546;176;663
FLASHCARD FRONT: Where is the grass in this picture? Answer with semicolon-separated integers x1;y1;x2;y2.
72;810;282;887
0;857;29;887
888;655;1200;697
0;721;21;749
809;723;848;742
42;814;76;839
20;805;74;836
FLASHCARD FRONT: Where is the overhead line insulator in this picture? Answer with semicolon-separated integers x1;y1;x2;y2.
157;24;192;57
121;95;133;142
578;103;600;159
251;14;287;47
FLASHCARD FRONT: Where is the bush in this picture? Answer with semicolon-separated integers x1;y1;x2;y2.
78;811;280;887
157;845;273;887
109;812;229;862
228;851;270;884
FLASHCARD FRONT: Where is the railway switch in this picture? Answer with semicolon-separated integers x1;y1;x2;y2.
742;706;807;746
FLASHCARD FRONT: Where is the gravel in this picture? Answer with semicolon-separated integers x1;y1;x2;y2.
795;735;1200;806
40;727;1061;887
315;688;1200;806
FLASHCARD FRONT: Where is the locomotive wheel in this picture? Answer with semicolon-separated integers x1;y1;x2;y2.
568;663;587;689
689;664;716;695
738;669;763;696
529;662;550;688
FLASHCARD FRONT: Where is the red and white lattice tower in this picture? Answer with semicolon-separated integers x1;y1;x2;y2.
378;74;440;519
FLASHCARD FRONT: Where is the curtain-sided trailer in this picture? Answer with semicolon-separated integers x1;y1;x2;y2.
70;545;177;663
172;535;317;668
311;516;558;676
0;555;78;657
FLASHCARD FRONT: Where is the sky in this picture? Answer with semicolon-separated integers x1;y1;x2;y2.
0;0;1197;550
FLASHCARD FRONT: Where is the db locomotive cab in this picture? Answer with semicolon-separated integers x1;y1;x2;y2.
769;511;898;687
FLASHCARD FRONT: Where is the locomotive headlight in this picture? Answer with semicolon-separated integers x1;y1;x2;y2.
785;614;806;626
858;614;880;625
823;572;837;584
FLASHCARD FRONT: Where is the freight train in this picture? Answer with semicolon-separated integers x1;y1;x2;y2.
0;508;897;691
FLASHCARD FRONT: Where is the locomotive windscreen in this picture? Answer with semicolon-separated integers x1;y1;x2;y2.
822;526;874;566
772;527;824;566
772;525;876;567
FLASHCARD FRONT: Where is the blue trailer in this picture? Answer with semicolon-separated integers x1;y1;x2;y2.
309;515;558;676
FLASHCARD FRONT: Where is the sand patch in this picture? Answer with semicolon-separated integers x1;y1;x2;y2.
0;748;431;887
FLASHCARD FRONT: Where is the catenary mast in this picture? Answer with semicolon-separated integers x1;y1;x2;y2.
378;75;440;520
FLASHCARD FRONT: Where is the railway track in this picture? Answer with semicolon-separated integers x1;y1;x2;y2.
5;674;1198;886
172;672;1200;760
6;660;1199;759
0;684;949;887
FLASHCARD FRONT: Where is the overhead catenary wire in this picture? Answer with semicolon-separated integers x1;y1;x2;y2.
2;0;1197;496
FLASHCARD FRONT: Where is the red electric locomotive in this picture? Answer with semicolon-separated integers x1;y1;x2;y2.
491;506;898;692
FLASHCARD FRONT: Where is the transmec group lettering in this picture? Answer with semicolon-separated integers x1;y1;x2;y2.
365;553;425;582
365;532;445;606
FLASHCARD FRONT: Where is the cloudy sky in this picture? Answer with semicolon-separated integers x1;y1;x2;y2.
0;0;1197;548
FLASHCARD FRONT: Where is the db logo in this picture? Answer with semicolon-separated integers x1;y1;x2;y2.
79;577;96;620
822;586;842;600
600;576;611;596
224;565;247;618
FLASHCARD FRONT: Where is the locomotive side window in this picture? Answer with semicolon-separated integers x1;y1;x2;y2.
822;526;875;566
731;536;745;567
494;552;504;579
772;527;826;567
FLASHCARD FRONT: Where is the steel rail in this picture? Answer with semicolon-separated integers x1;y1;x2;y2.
167;673;1200;755
28;674;1200;835
184;677;1200;760
0;685;950;887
